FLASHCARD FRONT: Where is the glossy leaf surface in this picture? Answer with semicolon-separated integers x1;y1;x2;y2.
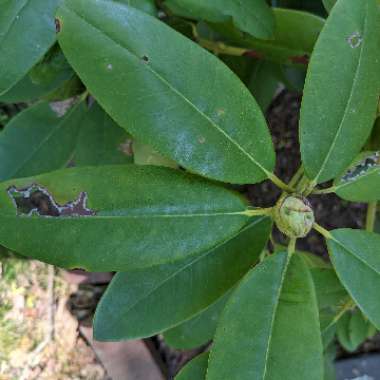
300;0;380;184
56;0;275;184
0;0;59;94
94;217;271;340
207;252;323;380
0;101;86;181
0;166;250;271
74;103;133;166
165;0;274;39
334;152;380;202
328;229;380;329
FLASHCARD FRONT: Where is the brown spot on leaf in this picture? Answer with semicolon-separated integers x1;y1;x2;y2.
118;139;134;156
7;185;95;217
198;136;206;144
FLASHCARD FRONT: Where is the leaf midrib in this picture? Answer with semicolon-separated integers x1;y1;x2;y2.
1;210;249;219
331;236;380;276
313;2;368;183
60;2;270;177
262;253;289;380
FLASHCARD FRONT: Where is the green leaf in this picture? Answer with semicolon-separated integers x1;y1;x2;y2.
324;343;337;380
0;165;250;271
211;8;324;66
322;0;336;13
164;291;230;349
56;0;275;185
248;61;279;112
112;0;157;16
300;0;380;184
310;266;350;348
164;0;274;39
0;101;86;181
207;252;324;380
0;0;60;94
327;229;380;329
0;48;75;103
334;151;380;202
337;308;377;352
93;217;271;340
311;267;349;310
74;103;133;166
175;353;208;380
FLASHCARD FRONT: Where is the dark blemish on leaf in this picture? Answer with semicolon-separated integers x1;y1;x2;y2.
243;50;263;59
55;18;61;33
289;54;309;65
347;32;362;49
142;55;149;63
341;152;380;183
118;139;134;156
7;185;95;217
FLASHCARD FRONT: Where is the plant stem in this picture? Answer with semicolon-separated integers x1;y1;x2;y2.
323;298;355;333
313;222;333;240
245;207;273;217
312;186;337;195
288;238;296;256
199;39;249;56
268;173;295;193
288;166;304;188
366;202;377;232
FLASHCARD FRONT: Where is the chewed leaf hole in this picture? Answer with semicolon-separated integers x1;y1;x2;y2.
347;32;363;49
7;184;95;217
341;152;380;182
55;18;61;33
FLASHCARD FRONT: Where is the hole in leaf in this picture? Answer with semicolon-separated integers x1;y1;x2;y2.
341;152;380;183
7;185;95;217
55;18;61;33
